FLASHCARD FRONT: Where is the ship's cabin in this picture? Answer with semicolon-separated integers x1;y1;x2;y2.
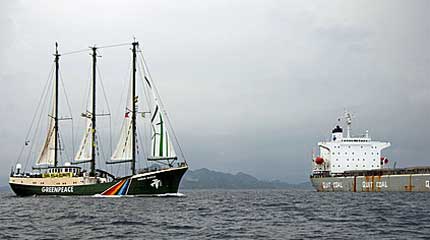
42;166;82;178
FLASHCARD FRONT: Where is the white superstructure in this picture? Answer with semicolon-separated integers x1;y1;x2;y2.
313;111;390;174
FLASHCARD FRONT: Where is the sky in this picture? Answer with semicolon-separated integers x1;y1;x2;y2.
0;0;429;184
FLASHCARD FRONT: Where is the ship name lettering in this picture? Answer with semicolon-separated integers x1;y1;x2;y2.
137;175;156;181
376;181;388;188
362;181;388;188
322;182;343;189
41;186;74;193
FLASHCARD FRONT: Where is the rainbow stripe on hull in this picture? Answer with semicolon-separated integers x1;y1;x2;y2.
101;179;130;196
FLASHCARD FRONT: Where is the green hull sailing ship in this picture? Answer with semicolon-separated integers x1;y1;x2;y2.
9;41;188;196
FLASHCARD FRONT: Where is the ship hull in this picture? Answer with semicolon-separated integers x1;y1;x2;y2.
10;166;187;197
310;173;430;192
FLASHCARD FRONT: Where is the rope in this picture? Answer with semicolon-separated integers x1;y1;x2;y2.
97;65;113;156
59;71;74;159
19;63;55;170
61;42;131;56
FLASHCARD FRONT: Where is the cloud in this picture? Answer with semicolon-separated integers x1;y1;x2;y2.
1;0;429;183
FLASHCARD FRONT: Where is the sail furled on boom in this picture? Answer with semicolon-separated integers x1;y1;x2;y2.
74;113;93;161
36;98;56;165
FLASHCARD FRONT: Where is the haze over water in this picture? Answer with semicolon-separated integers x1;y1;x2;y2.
1;190;429;239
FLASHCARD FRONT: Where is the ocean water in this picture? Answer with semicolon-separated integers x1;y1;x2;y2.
1;189;430;239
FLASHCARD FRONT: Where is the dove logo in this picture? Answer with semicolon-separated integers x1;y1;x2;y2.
150;179;162;189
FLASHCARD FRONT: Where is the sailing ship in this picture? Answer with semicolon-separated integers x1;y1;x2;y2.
9;41;188;196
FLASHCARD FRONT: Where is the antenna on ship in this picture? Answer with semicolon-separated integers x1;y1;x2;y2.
341;110;353;138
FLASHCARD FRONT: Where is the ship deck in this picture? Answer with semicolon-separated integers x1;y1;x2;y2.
311;166;430;178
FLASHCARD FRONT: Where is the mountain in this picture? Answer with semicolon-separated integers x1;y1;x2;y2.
180;168;312;189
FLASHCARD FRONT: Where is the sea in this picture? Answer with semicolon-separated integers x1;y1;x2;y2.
1;189;429;239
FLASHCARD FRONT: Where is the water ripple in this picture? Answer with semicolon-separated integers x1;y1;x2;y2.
1;190;430;239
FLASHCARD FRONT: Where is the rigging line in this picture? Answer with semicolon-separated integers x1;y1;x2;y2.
96;133;107;170
59;71;75;157
111;61;132;160
114;60;131;134
96;66;112;113
97;42;131;49
59;42;131;56
137;127;148;169
62;48;89;56
75;62;92;159
96;66;113;156
139;51;188;163
137;62;152;167
16;63;55;167
137;59;153;115
58;130;71;163
24;69;54;170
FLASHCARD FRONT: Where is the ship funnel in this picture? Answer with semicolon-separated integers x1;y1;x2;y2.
331;125;343;142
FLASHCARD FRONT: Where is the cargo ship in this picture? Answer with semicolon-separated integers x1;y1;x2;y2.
310;111;430;192
9;41;188;196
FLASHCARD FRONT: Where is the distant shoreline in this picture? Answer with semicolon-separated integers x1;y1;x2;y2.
0;168;312;193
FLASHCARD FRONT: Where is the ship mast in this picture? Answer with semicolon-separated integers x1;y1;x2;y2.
131;41;138;175
54;42;60;167
90;46;97;176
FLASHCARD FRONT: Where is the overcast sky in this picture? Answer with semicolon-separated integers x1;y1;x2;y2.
1;0;429;183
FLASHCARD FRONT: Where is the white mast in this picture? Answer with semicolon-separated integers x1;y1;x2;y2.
344;110;353;138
